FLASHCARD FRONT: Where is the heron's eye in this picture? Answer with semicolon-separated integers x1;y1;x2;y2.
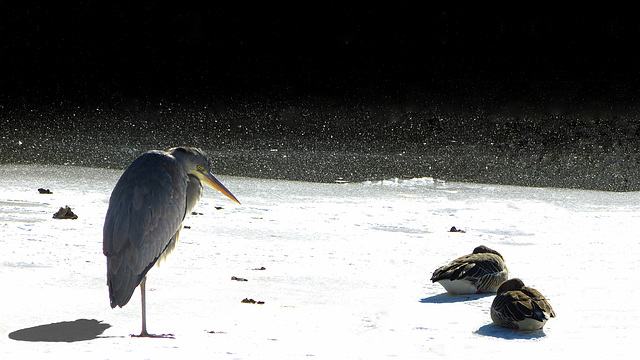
196;165;204;171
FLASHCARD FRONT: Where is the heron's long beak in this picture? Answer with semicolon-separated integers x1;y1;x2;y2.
202;172;241;204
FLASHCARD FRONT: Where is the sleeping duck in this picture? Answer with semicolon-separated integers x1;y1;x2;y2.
431;245;508;294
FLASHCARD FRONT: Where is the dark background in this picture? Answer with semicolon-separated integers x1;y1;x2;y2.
2;3;640;190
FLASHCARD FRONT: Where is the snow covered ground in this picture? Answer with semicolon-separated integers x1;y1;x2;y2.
1;163;638;359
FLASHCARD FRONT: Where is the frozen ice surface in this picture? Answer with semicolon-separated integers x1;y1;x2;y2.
1;164;639;359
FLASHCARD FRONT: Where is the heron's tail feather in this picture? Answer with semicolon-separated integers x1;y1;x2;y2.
107;257;145;308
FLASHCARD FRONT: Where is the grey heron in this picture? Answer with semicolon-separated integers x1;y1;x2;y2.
103;147;240;337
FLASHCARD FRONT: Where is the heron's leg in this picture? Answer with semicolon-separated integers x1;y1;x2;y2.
140;276;149;336
132;276;174;338
132;276;152;337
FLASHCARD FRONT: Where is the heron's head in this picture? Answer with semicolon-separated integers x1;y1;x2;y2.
169;147;240;204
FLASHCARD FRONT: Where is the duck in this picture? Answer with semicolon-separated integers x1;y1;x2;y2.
431;245;508;294
490;278;556;330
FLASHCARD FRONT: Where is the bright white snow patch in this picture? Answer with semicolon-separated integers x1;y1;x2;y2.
1;164;638;359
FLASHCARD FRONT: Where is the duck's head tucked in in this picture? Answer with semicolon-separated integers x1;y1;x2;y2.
490;278;556;331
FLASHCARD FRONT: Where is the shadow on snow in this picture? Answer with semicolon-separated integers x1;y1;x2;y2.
419;292;493;304
474;323;547;340
8;319;112;342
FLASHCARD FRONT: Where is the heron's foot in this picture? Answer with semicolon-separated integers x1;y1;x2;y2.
132;331;175;339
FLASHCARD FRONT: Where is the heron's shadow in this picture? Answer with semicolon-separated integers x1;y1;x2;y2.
8;319;112;342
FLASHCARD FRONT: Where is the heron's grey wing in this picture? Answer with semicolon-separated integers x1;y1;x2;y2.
103;151;188;308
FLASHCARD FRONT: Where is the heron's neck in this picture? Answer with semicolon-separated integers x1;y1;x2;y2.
185;175;203;214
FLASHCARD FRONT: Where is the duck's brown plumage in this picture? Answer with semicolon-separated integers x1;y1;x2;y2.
431;245;508;294
490;278;556;330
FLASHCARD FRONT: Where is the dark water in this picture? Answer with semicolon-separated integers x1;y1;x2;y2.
3;5;640;191
2;96;639;192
